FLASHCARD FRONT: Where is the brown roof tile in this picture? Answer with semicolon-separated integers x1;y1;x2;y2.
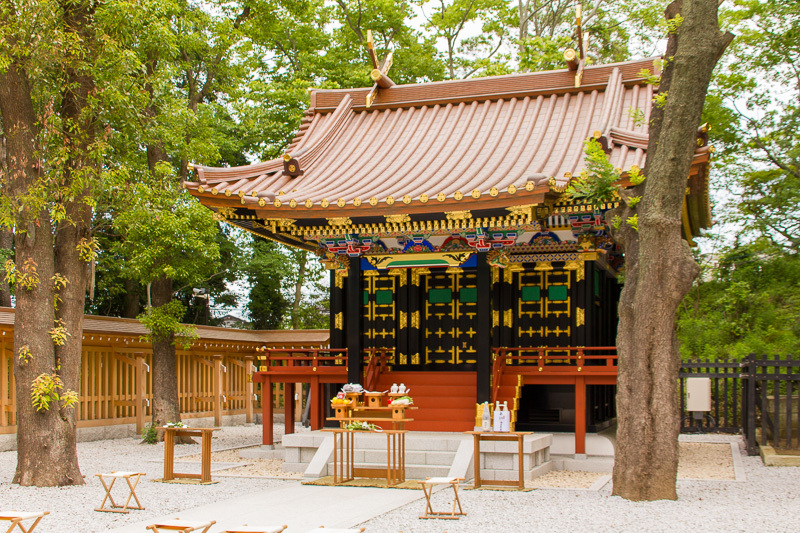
185;58;708;220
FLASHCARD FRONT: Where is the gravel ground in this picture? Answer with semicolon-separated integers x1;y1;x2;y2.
1;427;798;533
0;424;304;533
363;435;800;533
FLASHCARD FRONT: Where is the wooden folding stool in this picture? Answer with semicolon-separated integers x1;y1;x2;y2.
95;471;146;513
146;518;216;532
0;511;49;533
419;477;465;520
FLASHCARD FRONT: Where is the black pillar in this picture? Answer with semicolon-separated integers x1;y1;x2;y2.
477;252;491;403
346;256;362;383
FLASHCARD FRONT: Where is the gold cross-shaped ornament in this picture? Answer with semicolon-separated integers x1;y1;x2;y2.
365;30;395;108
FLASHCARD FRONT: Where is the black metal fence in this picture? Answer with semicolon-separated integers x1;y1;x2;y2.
678;354;800;455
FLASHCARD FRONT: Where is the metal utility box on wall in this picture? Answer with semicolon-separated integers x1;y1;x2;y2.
686;377;712;412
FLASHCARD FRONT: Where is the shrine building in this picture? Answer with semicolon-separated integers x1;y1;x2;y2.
184;55;712;454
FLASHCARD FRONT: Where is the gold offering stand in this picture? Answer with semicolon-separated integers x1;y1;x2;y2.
325;391;416;485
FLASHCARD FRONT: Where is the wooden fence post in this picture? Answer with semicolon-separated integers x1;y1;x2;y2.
745;353;757;455
135;353;147;434
245;355;255;424
213;355;223;427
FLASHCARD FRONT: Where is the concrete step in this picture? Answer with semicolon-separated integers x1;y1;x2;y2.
343;448;455;465
325;461;451;480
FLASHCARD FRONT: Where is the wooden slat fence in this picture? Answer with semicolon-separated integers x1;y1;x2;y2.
0;322;327;435
679;358;743;434
741;354;800;455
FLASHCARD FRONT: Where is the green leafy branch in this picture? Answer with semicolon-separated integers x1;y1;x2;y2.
4;258;40;290
138;299;198;350
76;237;99;262
567;138;646;232
30;373;79;412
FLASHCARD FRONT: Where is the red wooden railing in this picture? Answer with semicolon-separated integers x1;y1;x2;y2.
255;348;348;374
362;348;393;391
491;346;618;403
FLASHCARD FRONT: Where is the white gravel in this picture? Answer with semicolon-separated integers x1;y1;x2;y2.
363;435;800;533
2;427;799;533
0;424;304;533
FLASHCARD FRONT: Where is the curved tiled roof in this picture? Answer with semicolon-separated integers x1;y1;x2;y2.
185;58;710;223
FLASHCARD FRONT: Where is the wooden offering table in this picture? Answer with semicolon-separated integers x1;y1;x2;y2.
163;427;218;483
325;391;416;485
465;431;533;490
324;427;407;485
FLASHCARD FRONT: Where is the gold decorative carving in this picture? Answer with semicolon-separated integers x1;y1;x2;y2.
197;185;205;193
563;260;581;271
454;191;463;200
420;194;429;203
386;196;395;205
334;312;343;330
534;261;553;271
273;199;282;207
471;189;481;199
490;186;499;197
446;266;462;274
353;197;362;207
321;198;330;208
504;309;514;327
411;311;420;329
576;265;585;282
525;181;534;191
576;307;585;327
258;198;267;207
304;199;313;208
369;197;378;206
437;192;446;202
216;206;236;219
506;204;535;217
402;195;411;204
492;310;499;328
412;353;420;365
289;199;297;208
363;270;379;277
337;198;346;207
445;210;472;220
335;270;345;289
508;184;517;194
264;218;297;228
327;217;352;226
385;214;410;224
491;267;499;285
399;311;407;329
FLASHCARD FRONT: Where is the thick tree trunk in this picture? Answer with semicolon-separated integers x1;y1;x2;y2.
0;49;84;485
122;278;141;318
0;228;13;307
611;0;732;501
149;276;193;443
292;253;307;329
0;115;11;307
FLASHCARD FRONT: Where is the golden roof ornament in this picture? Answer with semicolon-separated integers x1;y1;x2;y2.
364;30;396;108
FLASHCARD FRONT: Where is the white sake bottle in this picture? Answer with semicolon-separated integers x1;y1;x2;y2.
481;401;491;431
493;401;502;432
501;401;511;432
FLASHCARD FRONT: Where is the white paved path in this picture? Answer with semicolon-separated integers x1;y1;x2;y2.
109;481;425;533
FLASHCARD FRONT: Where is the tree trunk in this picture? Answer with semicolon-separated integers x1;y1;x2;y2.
0;47;85;485
0;228;12;307
611;0;732;501
292;253;307;329
122;278;141;318
149;276;193;443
